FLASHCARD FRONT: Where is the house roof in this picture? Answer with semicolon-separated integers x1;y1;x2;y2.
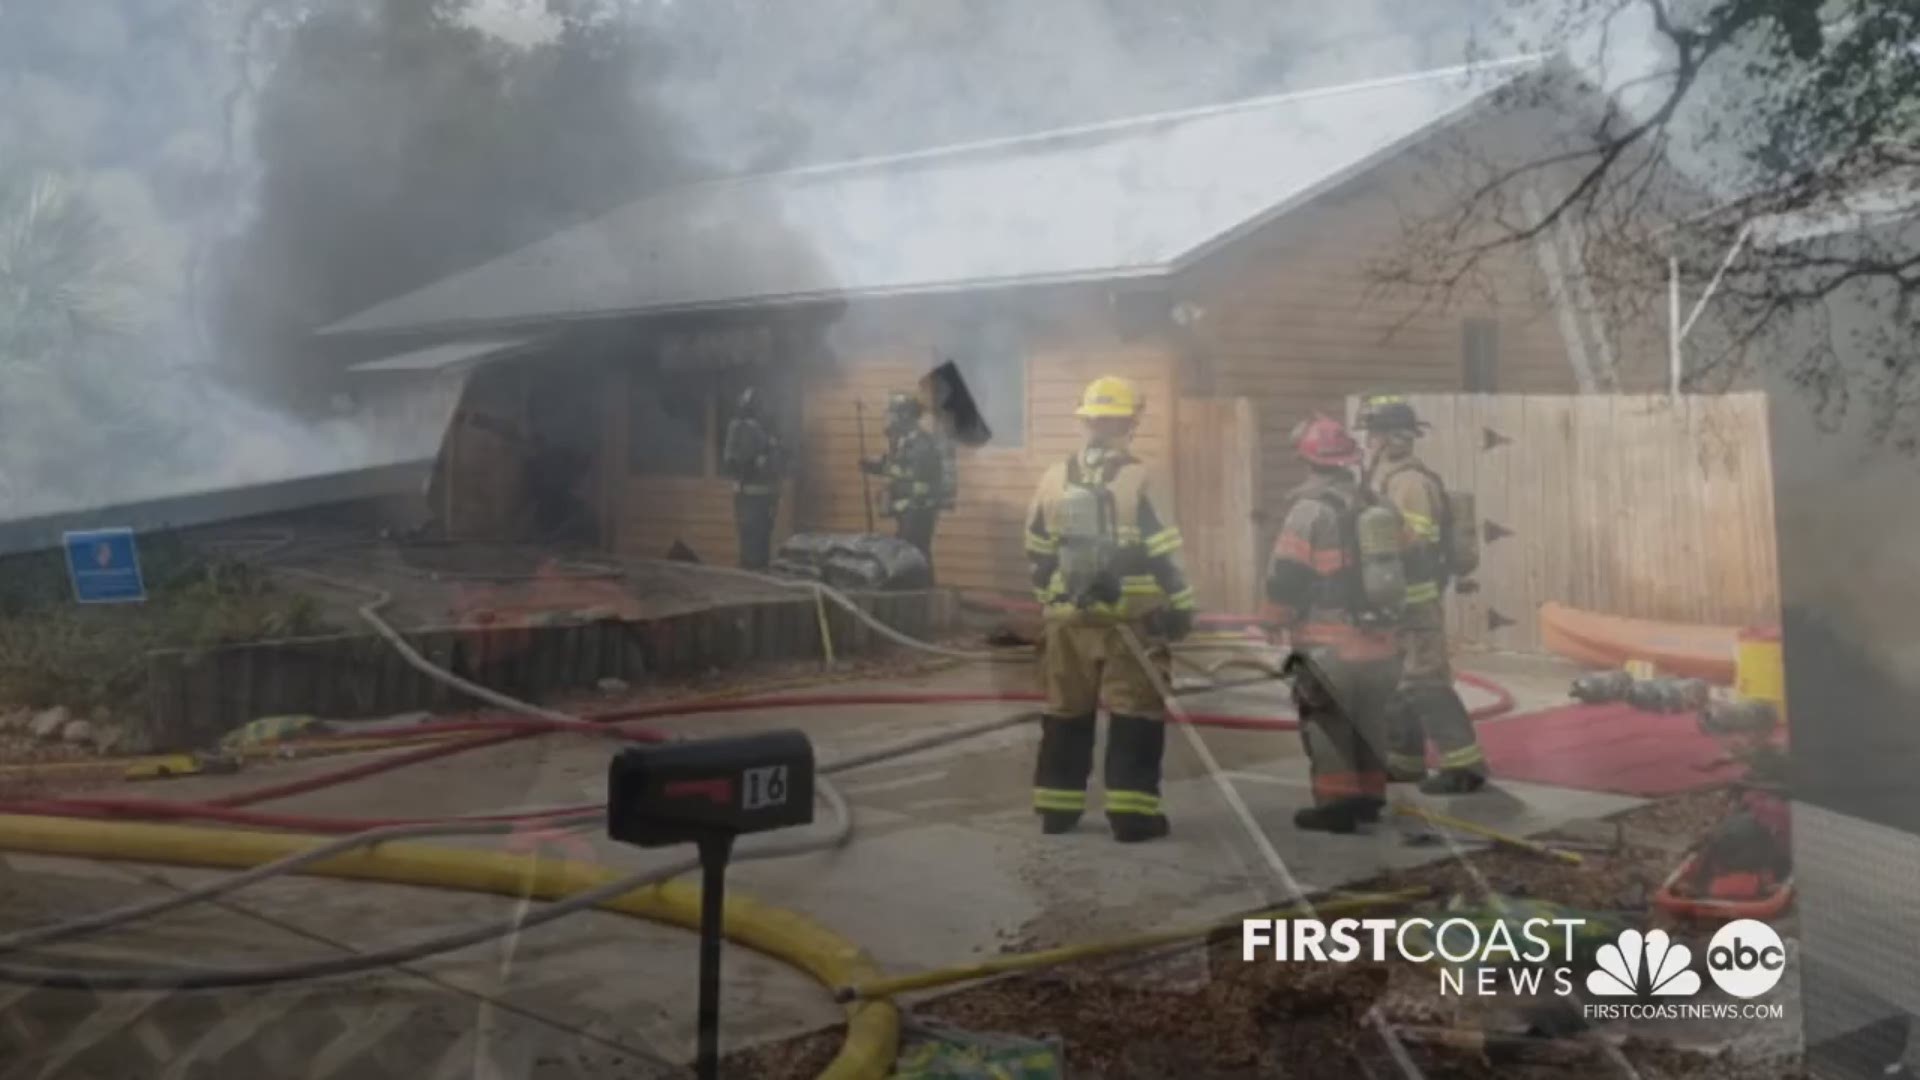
0;374;467;556
324;56;1546;338
0;461;434;560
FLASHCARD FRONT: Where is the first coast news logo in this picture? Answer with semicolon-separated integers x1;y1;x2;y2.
1243;915;1786;1021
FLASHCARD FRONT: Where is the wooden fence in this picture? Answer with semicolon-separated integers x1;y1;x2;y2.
1175;397;1262;613
1352;393;1781;653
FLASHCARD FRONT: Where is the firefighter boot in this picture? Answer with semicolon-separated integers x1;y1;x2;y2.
1293;798;1374;835
1106;713;1169;844
1380;691;1426;781
1034;714;1097;836
1111;813;1171;843
1040;811;1082;835
1419;769;1487;795
1412;688;1487;795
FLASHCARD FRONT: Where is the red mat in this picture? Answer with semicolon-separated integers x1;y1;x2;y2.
1475;702;1765;797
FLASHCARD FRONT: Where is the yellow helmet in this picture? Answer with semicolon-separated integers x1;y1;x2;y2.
1074;375;1143;419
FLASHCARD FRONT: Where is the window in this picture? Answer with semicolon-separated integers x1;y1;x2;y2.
628;366;711;476
630;326;789;476
945;319;1027;447
1463;317;1499;392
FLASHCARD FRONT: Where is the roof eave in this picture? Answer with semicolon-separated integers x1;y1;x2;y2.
1168;63;1541;274
317;264;1177;341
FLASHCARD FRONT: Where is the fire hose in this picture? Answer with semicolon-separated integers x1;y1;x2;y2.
0;567;1010;986
0;705;1046;993
0;550;1518;1079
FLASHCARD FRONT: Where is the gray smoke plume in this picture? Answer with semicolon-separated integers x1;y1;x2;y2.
3;0;1716;523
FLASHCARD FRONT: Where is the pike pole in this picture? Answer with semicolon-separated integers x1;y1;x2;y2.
854;397;877;533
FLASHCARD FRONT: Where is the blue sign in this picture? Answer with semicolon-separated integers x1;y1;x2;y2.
63;528;147;604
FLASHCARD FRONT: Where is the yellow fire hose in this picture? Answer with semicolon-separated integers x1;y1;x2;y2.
833;887;1429;1002
1391;803;1585;866
0;813;898;1080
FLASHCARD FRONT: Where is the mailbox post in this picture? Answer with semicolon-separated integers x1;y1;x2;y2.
607;730;816;1080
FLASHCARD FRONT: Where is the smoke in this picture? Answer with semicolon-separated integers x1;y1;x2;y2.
628;0;1498;172
1;0;1716;524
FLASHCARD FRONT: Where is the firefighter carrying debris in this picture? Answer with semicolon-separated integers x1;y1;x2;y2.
1267;415;1402;834
861;391;946;582
1359;393;1488;795
1025;375;1196;843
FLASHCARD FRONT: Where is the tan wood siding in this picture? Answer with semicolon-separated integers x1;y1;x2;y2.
437;365;531;541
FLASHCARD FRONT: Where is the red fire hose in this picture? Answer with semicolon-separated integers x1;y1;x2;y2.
0;673;1514;835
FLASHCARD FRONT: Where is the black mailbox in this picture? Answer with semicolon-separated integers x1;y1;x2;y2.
606;729;815;847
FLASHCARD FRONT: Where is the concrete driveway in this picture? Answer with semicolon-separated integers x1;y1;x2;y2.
0;654;1634;1077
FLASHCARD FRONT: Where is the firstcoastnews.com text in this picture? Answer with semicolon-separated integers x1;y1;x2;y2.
1584;1002;1786;1021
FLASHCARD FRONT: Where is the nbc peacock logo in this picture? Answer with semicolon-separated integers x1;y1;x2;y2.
1585;929;1703;997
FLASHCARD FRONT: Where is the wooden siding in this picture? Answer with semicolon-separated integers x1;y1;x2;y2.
795;336;1178;595
437;365;531;540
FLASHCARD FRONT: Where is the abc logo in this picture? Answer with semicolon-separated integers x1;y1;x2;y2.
1705;919;1786;998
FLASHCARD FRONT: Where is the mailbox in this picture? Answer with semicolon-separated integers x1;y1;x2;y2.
606;729;815;847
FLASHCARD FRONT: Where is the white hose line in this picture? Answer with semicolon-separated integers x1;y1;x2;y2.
0;813;601;955
633;558;1030;664
1114;624;1426;1080
0;779;853;990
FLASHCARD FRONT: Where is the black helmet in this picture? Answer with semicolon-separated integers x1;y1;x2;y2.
1358;394;1428;435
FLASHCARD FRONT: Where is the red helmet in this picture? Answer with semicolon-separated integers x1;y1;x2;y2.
1292;414;1362;466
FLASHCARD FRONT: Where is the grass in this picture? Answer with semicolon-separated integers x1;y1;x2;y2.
0;534;331;712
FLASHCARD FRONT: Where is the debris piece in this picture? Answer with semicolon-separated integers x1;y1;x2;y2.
92;723;127;755
1570;670;1634;703
28;707;70;741
1625;676;1711;713
221;714;319;750
892;1018;1063;1079
1699;699;1779;735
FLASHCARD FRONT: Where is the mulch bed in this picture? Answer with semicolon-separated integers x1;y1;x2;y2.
726;785;1806;1080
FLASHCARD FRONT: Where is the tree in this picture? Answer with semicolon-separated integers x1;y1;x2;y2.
0;170;190;511
210;0;696;406
1379;0;1919;439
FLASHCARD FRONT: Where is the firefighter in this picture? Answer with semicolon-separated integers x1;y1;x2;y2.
1359;394;1488;795
721;387;782;569
1266;415;1401;834
1025;375;1196;843
861;391;946;582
